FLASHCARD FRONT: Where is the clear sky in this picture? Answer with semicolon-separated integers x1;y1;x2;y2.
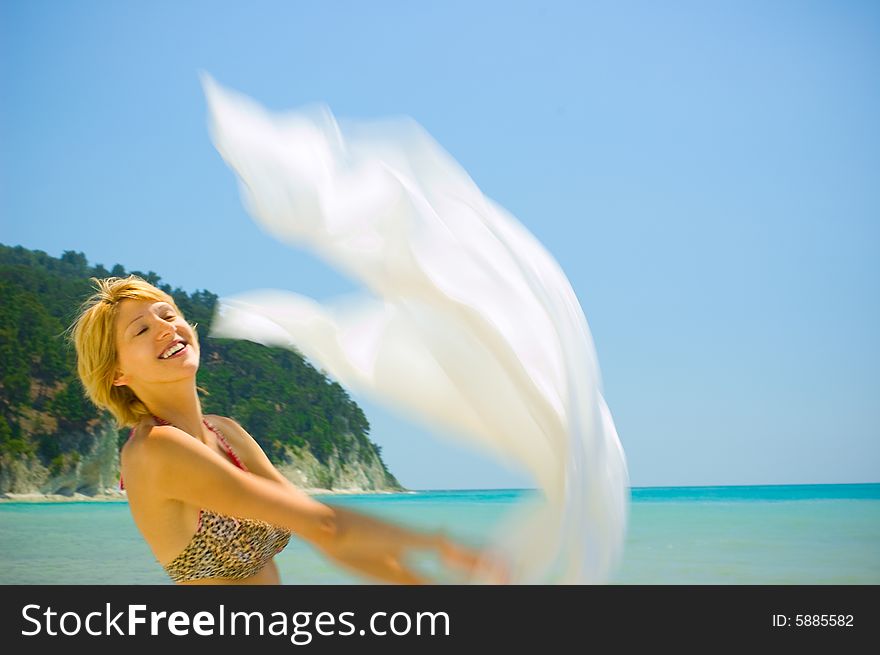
2;0;878;489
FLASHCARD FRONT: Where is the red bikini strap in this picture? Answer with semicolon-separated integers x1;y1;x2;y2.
204;419;249;472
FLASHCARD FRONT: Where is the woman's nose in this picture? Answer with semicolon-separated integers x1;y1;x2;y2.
152;317;176;340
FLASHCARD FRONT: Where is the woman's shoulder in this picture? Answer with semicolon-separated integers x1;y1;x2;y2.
119;419;177;496
202;415;287;485
121;419;157;456
122;418;191;467
204;414;238;439
204;414;250;452
124;415;238;458
204;413;233;430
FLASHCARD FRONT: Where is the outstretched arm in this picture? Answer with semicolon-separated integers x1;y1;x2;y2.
213;415;510;584
130;425;338;547
129;424;507;584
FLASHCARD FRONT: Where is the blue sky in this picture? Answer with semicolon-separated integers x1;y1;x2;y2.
2;0;878;489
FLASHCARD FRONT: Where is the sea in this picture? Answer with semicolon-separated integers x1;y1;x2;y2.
1;484;877;584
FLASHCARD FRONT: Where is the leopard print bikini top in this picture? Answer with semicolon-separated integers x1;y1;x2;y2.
121;416;292;583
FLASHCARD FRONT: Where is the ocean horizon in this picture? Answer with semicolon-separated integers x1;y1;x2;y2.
1;483;877;584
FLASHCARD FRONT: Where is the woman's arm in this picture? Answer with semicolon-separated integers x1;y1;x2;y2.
212;415;509;583
133;423;506;584
131;425;338;548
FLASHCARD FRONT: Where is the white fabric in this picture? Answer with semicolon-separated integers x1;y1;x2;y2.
202;74;630;584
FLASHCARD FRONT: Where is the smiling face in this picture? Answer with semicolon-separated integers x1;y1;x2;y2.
113;298;200;391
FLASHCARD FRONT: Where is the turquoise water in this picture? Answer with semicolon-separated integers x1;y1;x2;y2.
1;484;877;584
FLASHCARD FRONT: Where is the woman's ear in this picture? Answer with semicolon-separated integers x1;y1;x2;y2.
113;371;129;387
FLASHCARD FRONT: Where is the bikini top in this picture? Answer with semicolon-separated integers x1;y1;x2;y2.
121;416;292;583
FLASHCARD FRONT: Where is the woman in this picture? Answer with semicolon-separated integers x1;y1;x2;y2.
68;274;507;585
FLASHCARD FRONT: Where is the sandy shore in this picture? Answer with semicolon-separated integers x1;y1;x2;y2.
0;488;414;503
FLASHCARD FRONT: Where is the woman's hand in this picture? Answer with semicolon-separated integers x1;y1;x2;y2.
316;505;511;585
434;531;512;585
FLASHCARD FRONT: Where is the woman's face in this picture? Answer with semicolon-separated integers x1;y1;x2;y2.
113;298;200;390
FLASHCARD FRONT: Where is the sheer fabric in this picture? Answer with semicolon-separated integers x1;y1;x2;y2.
201;74;629;583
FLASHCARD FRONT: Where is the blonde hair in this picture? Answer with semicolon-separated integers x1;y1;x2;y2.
65;275;205;429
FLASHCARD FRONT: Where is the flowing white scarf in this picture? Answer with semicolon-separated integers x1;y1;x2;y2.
202;74;629;584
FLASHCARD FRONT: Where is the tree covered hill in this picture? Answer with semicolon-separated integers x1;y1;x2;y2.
0;243;404;495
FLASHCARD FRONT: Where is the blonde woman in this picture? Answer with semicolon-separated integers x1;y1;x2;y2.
67;274;507;585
